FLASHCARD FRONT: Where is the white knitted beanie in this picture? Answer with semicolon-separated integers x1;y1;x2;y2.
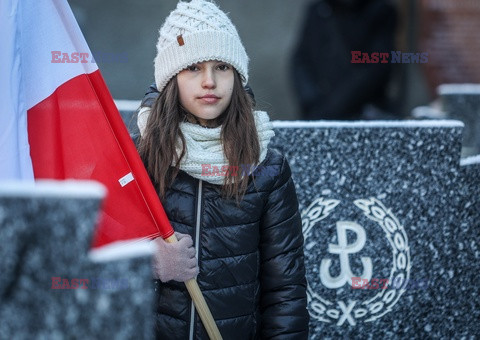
154;0;249;92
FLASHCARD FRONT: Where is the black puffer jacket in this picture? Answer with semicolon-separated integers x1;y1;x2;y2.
154;148;309;339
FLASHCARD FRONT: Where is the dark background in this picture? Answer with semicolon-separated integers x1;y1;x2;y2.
67;0;437;120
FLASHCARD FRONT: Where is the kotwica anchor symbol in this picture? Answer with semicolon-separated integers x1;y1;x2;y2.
320;221;372;289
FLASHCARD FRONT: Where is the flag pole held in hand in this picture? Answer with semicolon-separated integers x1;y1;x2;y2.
165;234;223;340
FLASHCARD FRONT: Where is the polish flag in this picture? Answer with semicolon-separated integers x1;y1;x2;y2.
0;0;173;247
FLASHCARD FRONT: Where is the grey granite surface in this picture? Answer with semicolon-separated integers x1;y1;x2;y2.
270;120;478;338
0;182;154;339
453;157;480;336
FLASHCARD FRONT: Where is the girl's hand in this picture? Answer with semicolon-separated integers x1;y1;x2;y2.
152;232;199;282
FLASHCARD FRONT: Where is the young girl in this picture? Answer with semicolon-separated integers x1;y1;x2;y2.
136;1;309;338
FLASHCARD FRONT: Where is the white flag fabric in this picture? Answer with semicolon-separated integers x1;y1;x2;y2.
0;0;97;180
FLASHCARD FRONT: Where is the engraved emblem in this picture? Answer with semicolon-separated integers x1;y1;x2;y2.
302;197;411;326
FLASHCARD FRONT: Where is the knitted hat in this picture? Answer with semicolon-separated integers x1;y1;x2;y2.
154;0;249;92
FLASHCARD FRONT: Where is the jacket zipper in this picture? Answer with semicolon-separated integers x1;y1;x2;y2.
189;179;203;340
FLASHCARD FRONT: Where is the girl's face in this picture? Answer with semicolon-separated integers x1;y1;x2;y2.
177;60;234;125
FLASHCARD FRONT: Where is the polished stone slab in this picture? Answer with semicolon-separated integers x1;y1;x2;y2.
270;120;478;338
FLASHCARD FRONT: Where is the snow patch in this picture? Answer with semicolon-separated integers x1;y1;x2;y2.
438;83;480;95
89;238;157;263
460;155;480;166
0;180;106;199
114;99;141;111
272;120;464;129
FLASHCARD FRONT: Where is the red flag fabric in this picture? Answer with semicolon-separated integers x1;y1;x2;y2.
2;0;173;247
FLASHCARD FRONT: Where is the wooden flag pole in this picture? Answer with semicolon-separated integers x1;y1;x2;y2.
165;234;222;340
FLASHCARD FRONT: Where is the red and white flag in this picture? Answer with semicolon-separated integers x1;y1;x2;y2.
0;0;173;247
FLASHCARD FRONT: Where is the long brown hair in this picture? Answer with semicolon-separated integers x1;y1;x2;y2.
137;69;260;202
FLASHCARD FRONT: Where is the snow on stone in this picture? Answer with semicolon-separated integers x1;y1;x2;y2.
89;238;157;263
272;119;464;129
437;83;480;95
0;180;106;198
460;155;480;166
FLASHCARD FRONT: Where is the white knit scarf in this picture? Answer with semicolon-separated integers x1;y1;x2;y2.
176;110;275;185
